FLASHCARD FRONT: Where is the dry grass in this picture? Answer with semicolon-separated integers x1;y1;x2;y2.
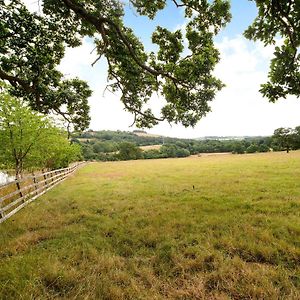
134;132;162;138
0;151;300;299
140;144;162;151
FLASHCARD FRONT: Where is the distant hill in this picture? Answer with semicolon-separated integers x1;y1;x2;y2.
197;136;269;141
73;130;271;145
72;130;274;162
73;130;167;145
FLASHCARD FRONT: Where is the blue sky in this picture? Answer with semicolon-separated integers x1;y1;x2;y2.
220;0;257;38
24;0;300;138
123;0;258;43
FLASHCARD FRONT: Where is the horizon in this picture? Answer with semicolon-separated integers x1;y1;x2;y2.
81;128;273;140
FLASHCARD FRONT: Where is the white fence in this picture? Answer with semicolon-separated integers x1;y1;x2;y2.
0;163;83;224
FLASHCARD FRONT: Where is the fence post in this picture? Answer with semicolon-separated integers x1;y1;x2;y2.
50;172;53;185
0;208;4;219
33;174;38;195
43;173;48;188
15;180;24;202
53;170;58;185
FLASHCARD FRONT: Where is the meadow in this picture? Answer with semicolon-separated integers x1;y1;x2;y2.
0;152;300;299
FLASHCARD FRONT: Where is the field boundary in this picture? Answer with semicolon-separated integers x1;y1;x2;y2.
0;163;85;224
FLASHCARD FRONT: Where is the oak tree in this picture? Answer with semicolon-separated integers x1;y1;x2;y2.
272;127;295;153
245;0;300;102
0;0;92;131
1;0;299;130
1;0;231;129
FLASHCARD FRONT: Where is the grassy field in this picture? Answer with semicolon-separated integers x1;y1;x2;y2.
0;152;300;299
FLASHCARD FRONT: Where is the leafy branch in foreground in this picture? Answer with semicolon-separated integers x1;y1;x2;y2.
245;0;300;102
1;0;298;130
1;0;231;129
0;0;92;131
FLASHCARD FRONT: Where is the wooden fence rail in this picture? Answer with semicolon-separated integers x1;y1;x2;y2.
0;163;83;224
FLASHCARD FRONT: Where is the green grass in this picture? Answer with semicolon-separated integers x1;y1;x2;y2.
1;151;300;299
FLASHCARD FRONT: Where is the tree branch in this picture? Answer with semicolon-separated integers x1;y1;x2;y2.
0;69;34;93
272;0;297;50
106;57;165;123
172;0;185;8
60;0;190;88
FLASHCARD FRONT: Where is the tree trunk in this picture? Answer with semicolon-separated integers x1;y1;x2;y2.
15;161;22;179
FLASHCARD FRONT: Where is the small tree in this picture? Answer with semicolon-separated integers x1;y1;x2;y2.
175;148;190;158
118;142;142;161
44;140;82;170
246;144;258;154
232;143;245;154
143;149;162;160
0;92;80;177
272;127;295;153
258;144;269;153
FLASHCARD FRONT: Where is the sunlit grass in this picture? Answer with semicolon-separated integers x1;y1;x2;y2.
0;151;300;299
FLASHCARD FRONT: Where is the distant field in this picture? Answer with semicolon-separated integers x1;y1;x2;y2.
134;132;162;138
140;144;162;151
1;152;300;299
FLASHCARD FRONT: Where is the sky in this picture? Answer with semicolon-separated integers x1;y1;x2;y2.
23;0;300;138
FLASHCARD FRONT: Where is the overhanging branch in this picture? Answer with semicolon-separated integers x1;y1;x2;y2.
0;69;34;93
60;0;190;88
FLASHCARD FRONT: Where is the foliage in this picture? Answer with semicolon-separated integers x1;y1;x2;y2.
75;126;300;162
1;152;300;299
160;144;190;158
142;149;162;160
258;143;270;153
293;126;300;149
246;143;258;153
0;0;92;131
272;127;296;153
245;0;300;101
45;141;82;170
93;141;118;153
232;143;245;154
0;91;81;176
0;0;299;131
0;0;231;128
118;142;142;160
74;130;275;161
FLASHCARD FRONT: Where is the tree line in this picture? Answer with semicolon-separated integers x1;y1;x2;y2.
73;127;300;162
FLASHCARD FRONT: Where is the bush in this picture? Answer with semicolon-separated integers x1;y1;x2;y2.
118;142;142;160
246;144;258;153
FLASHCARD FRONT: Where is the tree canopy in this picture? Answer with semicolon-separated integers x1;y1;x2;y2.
245;0;300;102
0;0;92;131
0;87;82;176
0;0;299;130
272;127;296;153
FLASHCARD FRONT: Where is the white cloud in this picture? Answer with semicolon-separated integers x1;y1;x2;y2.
57;39;137;131
58;39;100;80
146;36;300;138
22;0;41;13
